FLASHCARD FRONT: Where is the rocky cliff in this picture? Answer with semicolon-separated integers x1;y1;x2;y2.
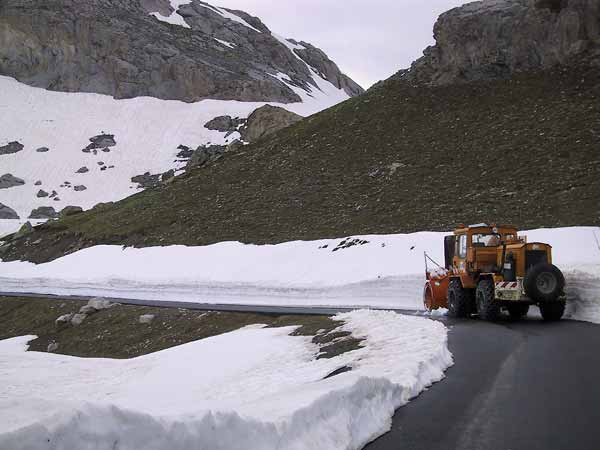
0;0;363;102
404;0;600;85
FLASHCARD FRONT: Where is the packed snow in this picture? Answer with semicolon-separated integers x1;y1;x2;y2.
198;2;263;33
0;71;350;237
150;0;192;28
0;310;452;450
2;227;599;322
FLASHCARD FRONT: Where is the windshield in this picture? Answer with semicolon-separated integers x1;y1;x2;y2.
472;233;501;247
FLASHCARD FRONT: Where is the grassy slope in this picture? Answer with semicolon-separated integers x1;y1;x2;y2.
2;63;599;263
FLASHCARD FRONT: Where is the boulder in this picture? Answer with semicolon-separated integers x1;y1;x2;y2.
29;206;58;219
0;141;24;155
76;167;89;173
79;305;97;315
83;134;117;153
55;313;74;329
87;298;116;311
185;144;226;171
59;206;84;218
34;180;42;186
0;203;19;219
70;313;87;326
37;189;49;198
131;172;161;189
74;185;87;192
139;314;156;324
36;147;49;153
47;342;59;352
240;105;302;143
13;222;33;239
204;115;246;136
0;173;25;189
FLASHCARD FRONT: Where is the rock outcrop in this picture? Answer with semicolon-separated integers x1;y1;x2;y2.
0;0;363;103
29;206;58;219
404;0;600;85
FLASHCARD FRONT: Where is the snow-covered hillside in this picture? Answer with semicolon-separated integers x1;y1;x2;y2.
0;68;350;236
0;310;452;450
2;227;599;323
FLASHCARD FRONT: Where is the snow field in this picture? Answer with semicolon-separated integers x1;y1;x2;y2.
0;310;452;450
1;227;599;322
0;71;350;237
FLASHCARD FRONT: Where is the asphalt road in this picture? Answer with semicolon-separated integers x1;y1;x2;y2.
366;316;600;450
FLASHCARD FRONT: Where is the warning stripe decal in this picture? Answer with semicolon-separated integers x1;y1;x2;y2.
496;282;519;289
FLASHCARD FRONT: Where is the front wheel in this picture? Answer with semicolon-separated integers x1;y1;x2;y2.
539;302;566;321
447;279;470;318
477;279;501;322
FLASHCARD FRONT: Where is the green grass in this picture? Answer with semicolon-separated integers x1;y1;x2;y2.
2;62;599;263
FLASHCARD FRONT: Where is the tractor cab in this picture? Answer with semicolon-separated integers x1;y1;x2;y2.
425;223;566;322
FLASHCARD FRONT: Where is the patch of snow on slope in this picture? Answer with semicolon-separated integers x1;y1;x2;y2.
151;0;192;28
214;37;236;48
0;75;349;236
2;227;599;322
0;310;452;450
198;2;263;33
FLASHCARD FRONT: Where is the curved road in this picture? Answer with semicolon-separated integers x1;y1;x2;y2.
366;317;600;450
3;292;600;449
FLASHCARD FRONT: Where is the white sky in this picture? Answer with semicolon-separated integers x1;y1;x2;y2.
218;0;468;88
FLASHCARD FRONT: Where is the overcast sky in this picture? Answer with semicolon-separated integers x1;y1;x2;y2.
219;0;467;88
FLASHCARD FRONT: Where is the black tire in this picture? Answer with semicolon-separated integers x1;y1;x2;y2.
507;304;530;319
539;302;566;321
524;263;565;302
447;279;470;318
476;278;501;322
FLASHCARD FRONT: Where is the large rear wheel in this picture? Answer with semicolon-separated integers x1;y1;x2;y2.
447;279;470;318
477;278;501;322
524;263;565;302
539;302;566;321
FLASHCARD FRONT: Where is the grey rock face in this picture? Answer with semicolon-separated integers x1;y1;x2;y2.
0;203;19;219
59;205;84;217
0;173;25;189
240;105;302;142
29;206;58;219
47;341;59;352
0;0;363;103
405;0;600;85
0;141;24;155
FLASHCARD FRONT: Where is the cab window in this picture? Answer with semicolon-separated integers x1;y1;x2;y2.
457;235;467;258
472;233;501;247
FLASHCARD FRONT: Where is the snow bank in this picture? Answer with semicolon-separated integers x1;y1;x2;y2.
0;310;452;450
2;227;599;319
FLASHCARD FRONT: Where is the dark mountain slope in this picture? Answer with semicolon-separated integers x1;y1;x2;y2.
3;61;599;263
